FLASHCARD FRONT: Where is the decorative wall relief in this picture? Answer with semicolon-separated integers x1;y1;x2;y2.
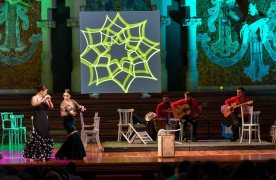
0;0;42;89
197;0;275;85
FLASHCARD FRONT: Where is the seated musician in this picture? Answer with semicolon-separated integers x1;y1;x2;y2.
224;87;251;141
172;92;202;142
155;94;173;133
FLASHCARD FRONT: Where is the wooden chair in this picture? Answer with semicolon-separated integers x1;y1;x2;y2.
117;109;134;142
1;112;19;148
270;120;276;144
124;123;153;144
11;114;26;144
239;105;261;144
80;112;103;151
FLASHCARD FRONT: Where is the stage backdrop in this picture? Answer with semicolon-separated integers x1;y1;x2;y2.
197;0;276;87
80;11;161;94
0;1;42;89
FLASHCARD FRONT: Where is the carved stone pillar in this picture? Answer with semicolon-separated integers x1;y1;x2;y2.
36;0;56;92
183;0;202;91
65;0;86;93
151;0;172;92
160;16;171;92
67;18;81;92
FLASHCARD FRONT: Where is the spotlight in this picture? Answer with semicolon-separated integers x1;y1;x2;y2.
89;93;100;99
141;92;151;99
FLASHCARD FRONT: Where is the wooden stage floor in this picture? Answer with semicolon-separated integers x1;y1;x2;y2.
0;141;276;179
0;141;275;165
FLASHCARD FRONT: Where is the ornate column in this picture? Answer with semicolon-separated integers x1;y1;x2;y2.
151;0;172;92
65;0;86;93
36;0;56;92
182;0;201;91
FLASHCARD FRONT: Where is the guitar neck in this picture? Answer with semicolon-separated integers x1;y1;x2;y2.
233;101;252;109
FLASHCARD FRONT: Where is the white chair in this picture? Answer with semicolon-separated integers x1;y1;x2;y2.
240;105;261;144
80;112;103;151
80;112;95;142
270;120;276;144
252;111;261;138
117;109;134;142
124;123;153;144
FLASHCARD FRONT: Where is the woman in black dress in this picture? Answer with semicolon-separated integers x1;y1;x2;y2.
23;84;54;161
55;89;86;160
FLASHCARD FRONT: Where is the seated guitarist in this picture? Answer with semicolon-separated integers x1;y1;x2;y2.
172;92;203;142
224;87;251;141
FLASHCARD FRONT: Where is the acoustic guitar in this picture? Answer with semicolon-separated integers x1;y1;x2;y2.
221;100;253;117
173;102;207;119
173;104;191;119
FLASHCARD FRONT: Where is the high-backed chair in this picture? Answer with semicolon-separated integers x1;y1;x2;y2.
1;112;19;148
11;114;26;143
80;112;94;143
80;112;103;151
117;109;134;142
270;120;276;144
123;123;153;144
252;111;261;139
240;105;261;144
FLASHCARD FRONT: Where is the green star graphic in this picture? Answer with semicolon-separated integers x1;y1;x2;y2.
80;12;160;93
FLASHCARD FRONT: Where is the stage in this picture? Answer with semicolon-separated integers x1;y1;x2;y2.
0;140;276;179
1;140;275;163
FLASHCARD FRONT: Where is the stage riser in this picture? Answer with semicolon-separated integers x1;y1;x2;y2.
103;143;276;152
0;92;275;142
